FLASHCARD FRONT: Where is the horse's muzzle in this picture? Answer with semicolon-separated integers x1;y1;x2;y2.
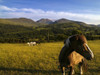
86;54;94;60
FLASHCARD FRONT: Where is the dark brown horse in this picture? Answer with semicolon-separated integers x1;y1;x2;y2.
59;34;94;75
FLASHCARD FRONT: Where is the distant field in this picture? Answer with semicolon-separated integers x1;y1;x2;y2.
0;40;99;75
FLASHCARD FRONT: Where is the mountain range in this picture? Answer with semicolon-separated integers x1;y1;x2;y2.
0;18;100;27
0;17;100;43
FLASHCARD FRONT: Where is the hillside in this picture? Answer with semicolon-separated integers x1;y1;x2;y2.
0;18;100;43
53;18;90;27
37;18;53;24
53;18;72;24
0;18;37;27
97;24;100;27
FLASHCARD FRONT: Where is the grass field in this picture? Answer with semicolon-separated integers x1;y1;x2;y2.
0;40;99;75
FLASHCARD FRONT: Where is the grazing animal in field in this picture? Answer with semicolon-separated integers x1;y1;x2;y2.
27;42;37;46
59;34;94;75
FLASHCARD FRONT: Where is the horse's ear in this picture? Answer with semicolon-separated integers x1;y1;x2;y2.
76;35;79;40
70;35;78;41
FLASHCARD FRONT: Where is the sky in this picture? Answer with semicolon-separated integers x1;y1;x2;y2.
0;0;100;24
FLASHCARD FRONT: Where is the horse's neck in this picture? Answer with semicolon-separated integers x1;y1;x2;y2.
63;45;73;57
65;46;73;57
59;45;74;64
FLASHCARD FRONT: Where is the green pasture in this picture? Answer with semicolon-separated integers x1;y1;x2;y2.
0;40;99;75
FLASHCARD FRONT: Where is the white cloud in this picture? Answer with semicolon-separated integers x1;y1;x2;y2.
21;8;45;13
0;5;100;24
0;5;17;11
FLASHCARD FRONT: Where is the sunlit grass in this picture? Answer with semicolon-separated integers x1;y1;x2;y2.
0;41;99;75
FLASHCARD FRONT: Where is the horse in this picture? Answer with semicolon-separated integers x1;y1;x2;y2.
27;42;37;46
59;34;94;75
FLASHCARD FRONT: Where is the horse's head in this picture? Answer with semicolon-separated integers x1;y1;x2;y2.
66;34;94;60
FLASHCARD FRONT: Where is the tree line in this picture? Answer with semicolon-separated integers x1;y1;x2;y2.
0;22;100;43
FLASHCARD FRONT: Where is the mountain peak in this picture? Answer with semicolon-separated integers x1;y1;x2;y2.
53;18;71;24
37;18;53;24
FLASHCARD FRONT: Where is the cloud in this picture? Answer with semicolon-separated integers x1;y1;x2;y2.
0;5;100;24
0;5;17;11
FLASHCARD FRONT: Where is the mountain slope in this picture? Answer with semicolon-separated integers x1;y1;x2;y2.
0;18;100;43
53;18;90;27
37;18;53;24
53;18;71;24
0;18;37;27
97;24;100;27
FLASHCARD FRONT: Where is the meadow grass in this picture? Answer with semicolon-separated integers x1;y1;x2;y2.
0;40;99;75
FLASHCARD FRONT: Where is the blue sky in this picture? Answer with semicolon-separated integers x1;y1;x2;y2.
0;0;100;24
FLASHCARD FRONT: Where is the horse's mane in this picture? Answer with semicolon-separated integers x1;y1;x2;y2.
77;35;87;43
64;34;87;45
